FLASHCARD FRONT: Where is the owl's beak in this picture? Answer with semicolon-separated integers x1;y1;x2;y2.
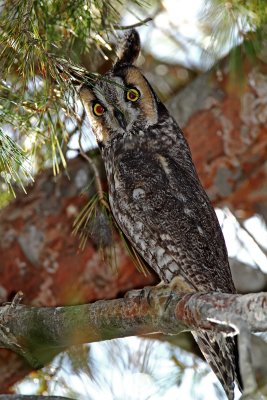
114;109;127;129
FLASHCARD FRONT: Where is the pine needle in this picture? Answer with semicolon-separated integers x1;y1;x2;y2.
0;128;34;195
73;190;149;276
72;192;117;270
200;0;267;70
119;228;150;276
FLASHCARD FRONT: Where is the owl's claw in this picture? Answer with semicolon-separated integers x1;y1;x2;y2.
142;287;153;306
124;286;154;306
164;290;175;311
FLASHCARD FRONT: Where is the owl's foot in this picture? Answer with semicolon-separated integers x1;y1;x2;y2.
124;282;177;309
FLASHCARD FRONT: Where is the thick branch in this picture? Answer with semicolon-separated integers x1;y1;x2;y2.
1;289;267;367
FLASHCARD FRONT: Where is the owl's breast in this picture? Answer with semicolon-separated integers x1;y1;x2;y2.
105;146;163;211
102;142;235;292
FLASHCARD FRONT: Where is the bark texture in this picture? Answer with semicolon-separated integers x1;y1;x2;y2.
167;62;267;217
0;156;155;307
0;156;156;392
1;288;267;396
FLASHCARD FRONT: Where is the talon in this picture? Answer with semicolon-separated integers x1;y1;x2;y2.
137;287;153;305
164;291;174;311
146;289;153;306
138;288;146;304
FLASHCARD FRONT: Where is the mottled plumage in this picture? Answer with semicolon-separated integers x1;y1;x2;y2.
80;29;241;399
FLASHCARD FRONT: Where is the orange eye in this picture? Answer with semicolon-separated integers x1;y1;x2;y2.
126;88;140;102
93;103;105;116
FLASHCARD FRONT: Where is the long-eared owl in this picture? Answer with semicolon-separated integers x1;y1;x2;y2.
79;30;242;399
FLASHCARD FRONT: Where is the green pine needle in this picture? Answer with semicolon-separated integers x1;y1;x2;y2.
202;0;267;67
0;0;149;188
119;229;150;276
0;128;34;196
73;190;150;276
72;192;118;271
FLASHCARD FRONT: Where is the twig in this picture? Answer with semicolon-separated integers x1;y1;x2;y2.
114;17;153;30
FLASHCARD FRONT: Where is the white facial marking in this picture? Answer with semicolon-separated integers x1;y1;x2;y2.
93;76;142;133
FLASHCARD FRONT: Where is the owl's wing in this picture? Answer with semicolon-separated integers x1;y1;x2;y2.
111;147;241;398
112;147;235;293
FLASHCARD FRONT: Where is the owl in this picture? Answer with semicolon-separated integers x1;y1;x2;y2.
79;30;242;399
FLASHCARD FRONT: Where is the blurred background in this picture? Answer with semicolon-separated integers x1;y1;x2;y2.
1;0;267;399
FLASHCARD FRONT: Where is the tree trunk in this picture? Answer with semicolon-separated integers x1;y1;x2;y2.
167;60;267;218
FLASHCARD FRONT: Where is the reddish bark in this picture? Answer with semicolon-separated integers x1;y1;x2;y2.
169;61;267;217
0;157;156;393
0;157;155;307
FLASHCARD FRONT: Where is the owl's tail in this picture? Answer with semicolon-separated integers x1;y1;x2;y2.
192;331;242;400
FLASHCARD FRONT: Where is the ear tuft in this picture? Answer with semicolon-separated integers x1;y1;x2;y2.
115;29;140;67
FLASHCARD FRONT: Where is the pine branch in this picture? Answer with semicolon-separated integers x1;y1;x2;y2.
1;288;267;397
0;128;34;195
0;0;150;196
201;0;266;63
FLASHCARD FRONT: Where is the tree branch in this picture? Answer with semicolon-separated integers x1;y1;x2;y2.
0;397;72;400
1;287;267;396
113;17;153;30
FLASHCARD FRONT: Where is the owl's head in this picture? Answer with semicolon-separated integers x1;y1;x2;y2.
80;30;164;148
